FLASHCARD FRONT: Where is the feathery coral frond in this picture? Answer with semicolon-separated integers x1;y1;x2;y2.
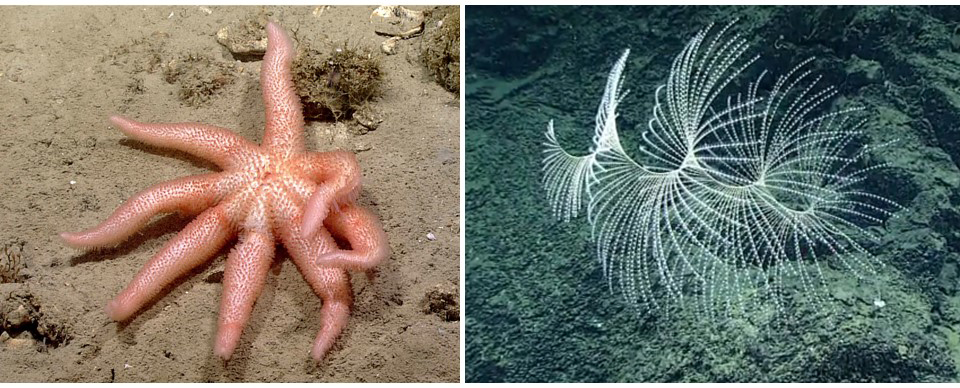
541;20;900;318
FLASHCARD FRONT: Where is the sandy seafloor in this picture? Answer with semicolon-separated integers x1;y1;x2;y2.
467;5;960;382
0;5;459;382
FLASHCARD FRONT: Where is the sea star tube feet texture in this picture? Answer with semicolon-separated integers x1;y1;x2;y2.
60;22;390;362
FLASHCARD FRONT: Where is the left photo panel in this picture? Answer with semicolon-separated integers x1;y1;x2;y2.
0;5;459;382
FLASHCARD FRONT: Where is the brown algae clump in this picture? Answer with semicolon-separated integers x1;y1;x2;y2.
421;6;459;94
0;242;25;284
162;53;238;108
293;42;384;121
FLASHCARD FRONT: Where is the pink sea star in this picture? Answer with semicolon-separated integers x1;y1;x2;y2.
60;22;389;361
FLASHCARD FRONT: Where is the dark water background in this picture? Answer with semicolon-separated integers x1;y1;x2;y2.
466;5;960;382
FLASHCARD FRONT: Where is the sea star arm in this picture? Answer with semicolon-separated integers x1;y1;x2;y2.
271;192;352;362
316;203;389;272
109;115;264;170
214;226;275;360
261;22;305;158
105;205;235;321
60;173;227;249
293;250;352;362
295;151;362;238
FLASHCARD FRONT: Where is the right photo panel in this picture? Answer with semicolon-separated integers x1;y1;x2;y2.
466;5;960;382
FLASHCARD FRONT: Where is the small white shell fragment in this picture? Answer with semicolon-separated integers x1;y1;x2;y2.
426;232;436;241
313;6;330;17
381;36;401;55
370;5;396;19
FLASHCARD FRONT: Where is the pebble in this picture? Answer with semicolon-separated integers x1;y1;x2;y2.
216;24;267;62
354;106;383;132
354;142;372;152
426;232;436;241
3;304;31;329
5;337;36;349
381;37;401;55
